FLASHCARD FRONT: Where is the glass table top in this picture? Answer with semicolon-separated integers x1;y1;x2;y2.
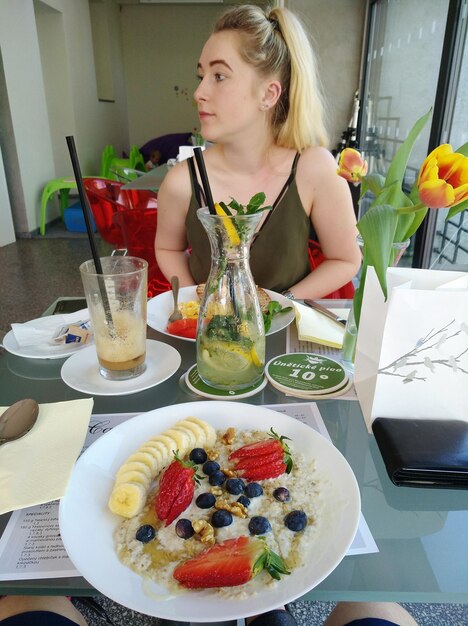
0;327;467;603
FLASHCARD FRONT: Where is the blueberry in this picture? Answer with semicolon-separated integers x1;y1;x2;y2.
195;492;216;509
190;448;208;464
203;460;220;475
211;509;233;528
135;524;156;543
209;470;226;486
244;482;263;498
237;495;251;508
284;510;307;532
273;487;291;502
175;518;195;539
225;478;245;495
248;516;272;535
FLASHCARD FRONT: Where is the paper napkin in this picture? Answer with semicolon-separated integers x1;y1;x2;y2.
11;309;90;347
0;398;93;515
293;301;345;349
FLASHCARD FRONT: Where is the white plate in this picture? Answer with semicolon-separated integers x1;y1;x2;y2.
59;401;360;622
147;286;295;342
2;328;93;360
60;340;181;396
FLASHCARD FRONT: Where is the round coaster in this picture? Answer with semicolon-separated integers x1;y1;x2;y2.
265;353;348;395
185;364;267;400
279;377;353;400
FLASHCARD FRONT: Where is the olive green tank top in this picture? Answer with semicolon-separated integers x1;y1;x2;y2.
185;153;311;293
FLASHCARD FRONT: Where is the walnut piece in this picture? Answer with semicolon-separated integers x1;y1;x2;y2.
210;486;223;496
221;427;236;445
215;498;248;518
192;519;215;544
207;449;219;461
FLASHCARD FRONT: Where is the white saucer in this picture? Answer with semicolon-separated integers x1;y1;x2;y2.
60;340;181;396
3;328;93;360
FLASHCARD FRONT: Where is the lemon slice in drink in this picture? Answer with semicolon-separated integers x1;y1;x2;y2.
214;203;241;245
202;343;253;373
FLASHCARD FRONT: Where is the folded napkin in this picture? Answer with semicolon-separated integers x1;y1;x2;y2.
293;301;345;349
11;309;90;348
0;398;93;514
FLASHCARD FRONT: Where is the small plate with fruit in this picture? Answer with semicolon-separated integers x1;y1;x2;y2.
147;286;294;341
59;401;360;623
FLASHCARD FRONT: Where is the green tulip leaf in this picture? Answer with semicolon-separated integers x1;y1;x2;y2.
385;109;432;189
447;197;468;220
362;173;385;198
401;207;428;240
455;141;468;156
357;204;398;299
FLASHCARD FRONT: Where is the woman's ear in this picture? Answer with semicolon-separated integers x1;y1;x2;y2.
261;79;282;110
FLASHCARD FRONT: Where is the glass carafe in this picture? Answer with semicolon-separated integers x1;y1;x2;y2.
196;207;265;390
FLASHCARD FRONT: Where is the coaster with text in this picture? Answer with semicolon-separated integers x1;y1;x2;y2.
185;364;267;400
265;353;348;395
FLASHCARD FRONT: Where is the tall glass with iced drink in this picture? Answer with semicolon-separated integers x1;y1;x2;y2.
80;257;148;380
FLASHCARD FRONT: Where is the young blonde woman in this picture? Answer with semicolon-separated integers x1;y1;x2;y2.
155;4;361;300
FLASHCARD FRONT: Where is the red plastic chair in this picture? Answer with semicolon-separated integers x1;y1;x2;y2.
83;178;157;247
112;209;171;298
308;239;355;299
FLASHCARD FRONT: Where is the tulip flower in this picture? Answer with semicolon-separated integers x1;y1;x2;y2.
337;148;368;183
417;144;468;209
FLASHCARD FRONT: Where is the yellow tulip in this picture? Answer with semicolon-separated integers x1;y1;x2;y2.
337;148;368;183
417;144;468;209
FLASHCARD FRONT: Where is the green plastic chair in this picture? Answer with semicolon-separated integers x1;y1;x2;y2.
100;145;145;180
40;177;78;236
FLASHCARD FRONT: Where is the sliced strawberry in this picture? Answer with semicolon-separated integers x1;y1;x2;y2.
155;453;200;526
173;536;290;589
238;459;287;481
229;439;282;460
233;449;283;470
229;428;293;477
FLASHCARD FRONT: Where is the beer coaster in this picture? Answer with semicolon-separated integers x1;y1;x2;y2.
61;340;181;396
282;377;353;400
265;353;348;395
185;364;267;400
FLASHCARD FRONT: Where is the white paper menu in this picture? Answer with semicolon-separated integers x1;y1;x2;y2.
0;404;377;582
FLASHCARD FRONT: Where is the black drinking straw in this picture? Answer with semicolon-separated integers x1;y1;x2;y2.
193;147;216;215
66;135;115;334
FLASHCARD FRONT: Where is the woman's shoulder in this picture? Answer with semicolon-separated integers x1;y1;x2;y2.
299;146;337;171
159;159;191;199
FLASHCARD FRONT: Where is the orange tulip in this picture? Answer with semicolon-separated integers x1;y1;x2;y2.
337;148;368;183
418;144;468;209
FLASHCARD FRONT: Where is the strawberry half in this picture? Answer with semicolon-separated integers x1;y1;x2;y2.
229;428;293;480
173;536;290;589
155;452;200;526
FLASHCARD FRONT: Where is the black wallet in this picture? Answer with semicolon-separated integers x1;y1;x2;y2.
372;417;468;489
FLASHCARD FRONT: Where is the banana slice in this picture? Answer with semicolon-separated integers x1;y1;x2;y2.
115;469;149;487
185;416;216;448
141;440;167;468
173;422;198;450
164;428;190;456
116;460;153;481
108;481;147;518
177;419;206;448
152;433;178;456
126;451;160;476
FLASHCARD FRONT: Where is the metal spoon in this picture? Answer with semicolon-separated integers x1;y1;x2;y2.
0;399;39;446
168;275;183;323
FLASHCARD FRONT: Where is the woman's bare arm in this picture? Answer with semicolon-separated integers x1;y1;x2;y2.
155;162;196;286
290;147;361;299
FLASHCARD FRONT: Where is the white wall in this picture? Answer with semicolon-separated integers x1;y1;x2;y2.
0;145;15;247
0;0;129;235
120;1;365;150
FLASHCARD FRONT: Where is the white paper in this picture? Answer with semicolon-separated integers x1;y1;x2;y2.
0;405;376;582
286;324;357;401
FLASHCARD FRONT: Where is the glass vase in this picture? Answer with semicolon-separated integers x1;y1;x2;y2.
341;237;410;373
196;207;265;390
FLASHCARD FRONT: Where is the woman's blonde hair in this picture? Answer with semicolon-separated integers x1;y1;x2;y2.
213;4;329;151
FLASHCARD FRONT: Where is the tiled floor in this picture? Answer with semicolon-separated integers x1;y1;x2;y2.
1;226;468;626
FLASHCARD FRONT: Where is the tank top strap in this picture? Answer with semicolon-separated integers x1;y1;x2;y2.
187;157;206;209
272;151;301;209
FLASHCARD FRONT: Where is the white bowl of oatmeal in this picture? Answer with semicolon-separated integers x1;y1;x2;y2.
59;401;360;623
